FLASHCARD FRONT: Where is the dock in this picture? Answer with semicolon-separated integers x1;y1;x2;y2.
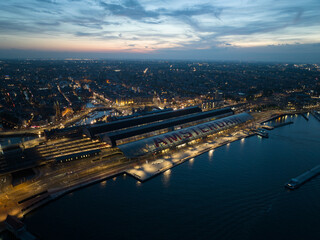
300;113;309;121
260;120;294;130
254;129;269;138
125;143;216;182
126;130;254;182
273;121;294;128
260;114;284;124
260;125;274;130
4;215;38;240
285;165;320;190
311;111;320;122
256;131;268;138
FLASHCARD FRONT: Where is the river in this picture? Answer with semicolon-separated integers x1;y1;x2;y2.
23;114;320;240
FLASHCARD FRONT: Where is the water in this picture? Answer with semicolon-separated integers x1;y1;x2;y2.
24;115;320;240
85;102;105;109
72;101;111;126
73;110;111;126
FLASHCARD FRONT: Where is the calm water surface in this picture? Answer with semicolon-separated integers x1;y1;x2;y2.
24;115;320;240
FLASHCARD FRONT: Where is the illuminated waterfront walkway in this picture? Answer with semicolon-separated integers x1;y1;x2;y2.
126;130;254;181
0;110;282;232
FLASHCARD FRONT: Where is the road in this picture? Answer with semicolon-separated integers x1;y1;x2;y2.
0;153;134;227
1;109;313;231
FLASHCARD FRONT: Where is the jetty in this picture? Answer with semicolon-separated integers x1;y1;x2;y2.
311;111;320;122
273;121;294;128
300;113;309;121
4;215;38;240
285;165;320;190
260;120;294;130
254;129;269;138
126;131;254;182
260;125;274;130
126;142;217;182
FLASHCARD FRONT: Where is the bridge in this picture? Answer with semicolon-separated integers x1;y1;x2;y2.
5;215;38;240
0;106;113;138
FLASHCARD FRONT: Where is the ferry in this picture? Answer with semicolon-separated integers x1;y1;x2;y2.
256;129;269;138
285;178;299;189
285;165;320;190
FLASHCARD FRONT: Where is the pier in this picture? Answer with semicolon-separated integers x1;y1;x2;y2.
126;142;218;182
4;215;38;240
285;165;320;190
273;121;294;128
126;131;254;182
260;125;274;130
300;113;309;121
311;111;320;122
254;129;269;138
260;120;294;130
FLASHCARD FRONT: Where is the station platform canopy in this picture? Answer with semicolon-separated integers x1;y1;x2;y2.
118;112;253;159
83;106;202;139
99;107;233;146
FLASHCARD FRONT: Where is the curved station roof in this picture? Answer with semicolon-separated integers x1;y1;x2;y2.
118;112;253;158
100;107;233;146
83;106;202;138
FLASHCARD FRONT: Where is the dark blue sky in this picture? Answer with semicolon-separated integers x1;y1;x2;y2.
1;0;320;62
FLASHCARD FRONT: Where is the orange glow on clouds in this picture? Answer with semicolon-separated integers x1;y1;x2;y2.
0;35;187;53
0;0;320;60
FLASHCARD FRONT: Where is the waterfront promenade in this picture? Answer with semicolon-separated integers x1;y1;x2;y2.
0;109;305;233
126;130;254;181
125;109;306;182
24;111;320;240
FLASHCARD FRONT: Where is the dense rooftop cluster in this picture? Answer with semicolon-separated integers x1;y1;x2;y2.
0;60;319;129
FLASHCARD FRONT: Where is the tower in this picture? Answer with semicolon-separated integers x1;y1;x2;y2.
54;101;61;120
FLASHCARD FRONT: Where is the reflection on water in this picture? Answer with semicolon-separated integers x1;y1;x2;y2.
24;115;320;240
226;142;230;150
100;181;107;188
162;169;171;187
188;157;194;167
208;149;214;156
74;110;111;126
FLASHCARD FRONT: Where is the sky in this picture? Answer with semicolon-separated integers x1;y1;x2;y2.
0;0;320;62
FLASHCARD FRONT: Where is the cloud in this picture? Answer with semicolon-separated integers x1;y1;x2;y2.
0;20;46;34
99;0;159;20
1;43;320;62
162;4;222;19
35;21;61;26
98;0;222;27
35;0;57;3
0;0;320;59
74;31;120;40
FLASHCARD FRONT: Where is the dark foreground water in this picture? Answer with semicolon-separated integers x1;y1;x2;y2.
24;115;320;240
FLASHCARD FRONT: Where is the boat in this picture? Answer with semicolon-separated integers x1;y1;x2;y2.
285;165;320;190
256;129;269;138
285;178;299;189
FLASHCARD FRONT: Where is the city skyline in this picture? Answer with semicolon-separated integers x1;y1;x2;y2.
1;0;320;62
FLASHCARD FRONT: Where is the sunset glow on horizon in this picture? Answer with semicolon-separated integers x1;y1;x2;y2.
1;0;320;61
